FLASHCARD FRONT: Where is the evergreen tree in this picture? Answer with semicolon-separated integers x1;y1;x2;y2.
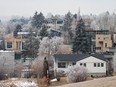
72;18;90;53
31;12;45;29
39;25;48;39
63;12;73;44
23;28;40;58
63;11;73;31
13;24;22;37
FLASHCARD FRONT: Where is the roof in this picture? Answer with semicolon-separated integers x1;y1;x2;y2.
54;53;112;62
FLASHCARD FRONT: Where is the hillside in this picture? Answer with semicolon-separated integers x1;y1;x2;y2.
53;76;116;87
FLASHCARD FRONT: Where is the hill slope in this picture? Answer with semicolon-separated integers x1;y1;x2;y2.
55;76;116;87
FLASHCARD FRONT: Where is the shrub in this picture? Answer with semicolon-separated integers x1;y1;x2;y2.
56;70;65;77
66;65;88;83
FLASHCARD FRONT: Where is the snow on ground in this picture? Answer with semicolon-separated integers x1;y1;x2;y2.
0;78;38;87
14;80;38;87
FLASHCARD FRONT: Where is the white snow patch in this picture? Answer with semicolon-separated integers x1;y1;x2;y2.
14;80;38;87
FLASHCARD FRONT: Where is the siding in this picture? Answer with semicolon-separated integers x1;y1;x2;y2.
77;56;106;74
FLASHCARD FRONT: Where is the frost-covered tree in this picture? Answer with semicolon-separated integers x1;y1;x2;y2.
91;11;116;32
38;37;63;56
66;65;88;83
90;20;100;30
10;17;29;25
0;22;6;38
5;21;16;34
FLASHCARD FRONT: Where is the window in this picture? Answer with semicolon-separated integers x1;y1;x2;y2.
7;42;12;48
96;47;101;50
101;63;104;67
58;62;66;68
104;37;109;40
57;20;63;24
94;63;104;67
80;63;82;66
98;63;100;67
84;63;86;67
72;62;76;65
94;63;96;67
105;43;107;47
80;63;86;67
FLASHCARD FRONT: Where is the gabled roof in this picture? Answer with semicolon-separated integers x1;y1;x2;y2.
54;53;112;62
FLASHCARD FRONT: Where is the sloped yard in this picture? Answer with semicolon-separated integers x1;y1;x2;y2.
52;76;116;87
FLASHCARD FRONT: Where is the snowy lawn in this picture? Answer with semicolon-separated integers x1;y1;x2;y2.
14;80;38;87
0;78;38;87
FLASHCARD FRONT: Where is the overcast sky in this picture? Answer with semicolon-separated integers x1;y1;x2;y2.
0;0;116;20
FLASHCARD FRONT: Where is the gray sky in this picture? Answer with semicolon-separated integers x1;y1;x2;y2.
0;0;116;20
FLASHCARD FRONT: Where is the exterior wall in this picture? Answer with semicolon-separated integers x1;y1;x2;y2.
4;34;26;51
113;53;116;72
77;56;106;74
46;19;64;30
113;33;116;43
5;37;21;50
0;51;15;74
96;34;112;53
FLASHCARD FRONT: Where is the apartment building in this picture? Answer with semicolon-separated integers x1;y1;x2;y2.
96;34;112;53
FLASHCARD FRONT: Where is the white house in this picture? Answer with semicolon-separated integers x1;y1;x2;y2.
53;54;112;77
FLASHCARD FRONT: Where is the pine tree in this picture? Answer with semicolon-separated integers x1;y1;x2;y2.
13;24;22;37
63;12;73;44
31;12;45;29
23;28;40;58
63;11;73;31
39;25;48;39
72;18;90;53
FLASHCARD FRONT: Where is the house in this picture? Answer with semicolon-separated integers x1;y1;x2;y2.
4;33;23;51
53;54;113;76
49;29;62;37
45;17;64;30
